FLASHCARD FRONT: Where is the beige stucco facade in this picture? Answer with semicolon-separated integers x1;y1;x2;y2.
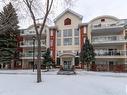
55;13;82;54
88;15;127;65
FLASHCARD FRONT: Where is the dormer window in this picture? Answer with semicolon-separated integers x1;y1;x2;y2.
64;18;71;25
101;19;105;22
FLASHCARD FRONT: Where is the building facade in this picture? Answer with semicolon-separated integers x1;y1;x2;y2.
20;9;127;71
20;24;50;69
50;9;87;69
88;16;127;71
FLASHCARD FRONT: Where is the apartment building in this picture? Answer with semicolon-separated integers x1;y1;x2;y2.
88;16;127;71
20;9;87;69
20;9;127;71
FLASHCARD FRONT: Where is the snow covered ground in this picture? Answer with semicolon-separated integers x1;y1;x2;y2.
0;69;127;95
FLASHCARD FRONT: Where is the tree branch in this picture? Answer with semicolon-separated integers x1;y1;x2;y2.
23;0;39;35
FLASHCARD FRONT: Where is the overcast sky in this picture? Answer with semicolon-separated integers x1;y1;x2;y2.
0;0;127;28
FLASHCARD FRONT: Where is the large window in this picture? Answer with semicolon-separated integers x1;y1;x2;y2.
64;38;72;45
57;30;61;37
57;39;61;46
74;29;79;36
74;37;79;45
63;29;72;37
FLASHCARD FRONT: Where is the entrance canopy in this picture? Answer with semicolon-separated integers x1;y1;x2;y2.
59;53;75;58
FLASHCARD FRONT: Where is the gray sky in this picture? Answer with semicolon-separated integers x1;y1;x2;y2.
73;0;127;22
0;0;127;28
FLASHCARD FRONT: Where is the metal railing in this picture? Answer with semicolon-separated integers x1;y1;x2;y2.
92;35;126;43
20;42;46;47
92;23;123;29
95;50;127;56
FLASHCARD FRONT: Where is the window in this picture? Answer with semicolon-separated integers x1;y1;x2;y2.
28;51;33;53
101;19;105;22
64;38;72;45
64;18;71;25
28;40;33;45
57;30;61;37
41;40;45;45
74;37;79;45
57;39;61;46
21;30;24;34
63;29;72;37
74;29;79;36
57;51;61;56
41;51;45;55
29;31;35;33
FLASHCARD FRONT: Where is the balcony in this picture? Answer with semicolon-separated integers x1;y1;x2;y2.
20;32;46;37
20;40;47;48
95;50;127;58
92;35;127;44
20;52;45;59
92;23;124;33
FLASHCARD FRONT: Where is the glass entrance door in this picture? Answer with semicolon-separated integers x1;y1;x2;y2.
63;61;72;71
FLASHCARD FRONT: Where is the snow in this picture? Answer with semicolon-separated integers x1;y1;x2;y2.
0;69;127;95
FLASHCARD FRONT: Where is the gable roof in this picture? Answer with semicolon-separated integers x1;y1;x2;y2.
89;15;119;23
54;9;83;23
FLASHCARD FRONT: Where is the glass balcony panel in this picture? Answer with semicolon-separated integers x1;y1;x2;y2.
95;50;127;56
92;35;126;43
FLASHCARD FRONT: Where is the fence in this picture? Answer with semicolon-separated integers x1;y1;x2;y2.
91;64;127;72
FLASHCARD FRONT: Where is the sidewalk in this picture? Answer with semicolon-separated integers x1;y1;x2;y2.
0;69;58;75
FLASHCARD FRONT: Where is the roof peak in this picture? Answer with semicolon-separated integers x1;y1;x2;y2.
54;9;83;23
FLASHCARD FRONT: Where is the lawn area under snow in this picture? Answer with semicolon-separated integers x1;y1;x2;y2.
0;69;127;95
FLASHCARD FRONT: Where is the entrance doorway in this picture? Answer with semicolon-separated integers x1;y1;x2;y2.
109;61;114;71
63;61;72;71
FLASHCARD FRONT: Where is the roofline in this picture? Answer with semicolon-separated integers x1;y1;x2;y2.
78;23;88;27
54;8;83;23
89;15;119;24
25;23;49;29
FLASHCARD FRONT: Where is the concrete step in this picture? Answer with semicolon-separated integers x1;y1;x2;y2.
57;70;76;75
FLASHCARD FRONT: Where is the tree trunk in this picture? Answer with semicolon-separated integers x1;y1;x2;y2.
37;35;42;83
86;63;89;71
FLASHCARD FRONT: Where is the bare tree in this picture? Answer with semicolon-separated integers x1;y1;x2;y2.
1;0;76;83
22;0;53;83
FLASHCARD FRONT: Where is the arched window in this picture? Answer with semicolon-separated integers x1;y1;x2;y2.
64;18;71;25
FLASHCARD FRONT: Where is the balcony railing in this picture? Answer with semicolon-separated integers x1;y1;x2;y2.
92;35;127;44
95;50;127;56
92;23;123;29
20;42;46;47
20;31;46;36
21;52;45;57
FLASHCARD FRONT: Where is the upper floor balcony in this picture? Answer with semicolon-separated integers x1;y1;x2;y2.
20;52;45;59
20;41;47;48
95;50;127;58
91;23;124;33
92;35;127;44
20;30;46;37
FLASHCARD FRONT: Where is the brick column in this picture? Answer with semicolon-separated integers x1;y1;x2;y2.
49;27;57;65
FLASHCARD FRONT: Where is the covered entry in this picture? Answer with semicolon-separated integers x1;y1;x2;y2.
59;53;75;71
